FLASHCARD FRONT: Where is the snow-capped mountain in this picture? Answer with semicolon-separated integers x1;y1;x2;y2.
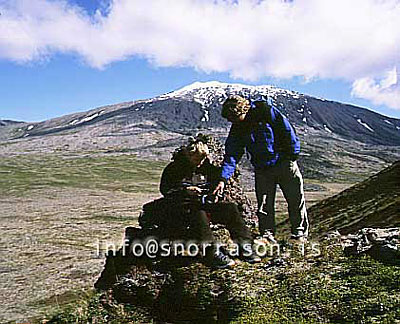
1;81;400;182
9;80;400;146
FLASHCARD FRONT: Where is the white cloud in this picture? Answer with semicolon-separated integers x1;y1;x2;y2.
0;0;400;108
351;67;400;110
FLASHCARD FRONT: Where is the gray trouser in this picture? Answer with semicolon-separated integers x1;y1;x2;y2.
255;160;309;237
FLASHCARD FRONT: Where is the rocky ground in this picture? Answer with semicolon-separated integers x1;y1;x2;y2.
47;227;400;323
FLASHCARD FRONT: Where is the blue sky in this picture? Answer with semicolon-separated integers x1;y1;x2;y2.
0;0;399;122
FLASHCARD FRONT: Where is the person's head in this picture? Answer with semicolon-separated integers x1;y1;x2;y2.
221;95;251;123
184;141;209;167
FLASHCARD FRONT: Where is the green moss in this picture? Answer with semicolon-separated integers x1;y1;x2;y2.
230;245;400;323
44;242;400;323
44;291;154;324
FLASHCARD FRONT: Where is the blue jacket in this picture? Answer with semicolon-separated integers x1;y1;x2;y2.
221;100;300;181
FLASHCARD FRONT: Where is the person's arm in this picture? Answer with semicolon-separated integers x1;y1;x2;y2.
199;158;221;187
160;162;183;196
160;162;202;197
220;126;246;181
200;159;224;197
213;129;245;195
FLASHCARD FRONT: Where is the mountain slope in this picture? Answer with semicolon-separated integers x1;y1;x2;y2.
0;119;24;126
0;119;26;141
309;161;400;235
8;81;400;146
1;81;400;182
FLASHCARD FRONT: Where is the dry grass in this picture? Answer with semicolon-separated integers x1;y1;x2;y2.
0;153;165;323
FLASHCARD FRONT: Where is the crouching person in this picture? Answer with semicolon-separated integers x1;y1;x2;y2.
160;140;261;269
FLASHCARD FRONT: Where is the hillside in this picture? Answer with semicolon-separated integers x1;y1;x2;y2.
0;119;24;126
0;119;25;141
309;161;400;235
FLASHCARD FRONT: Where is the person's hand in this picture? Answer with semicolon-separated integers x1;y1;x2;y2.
212;181;225;195
185;186;202;196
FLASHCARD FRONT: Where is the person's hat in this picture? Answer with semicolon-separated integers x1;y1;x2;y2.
221;95;251;119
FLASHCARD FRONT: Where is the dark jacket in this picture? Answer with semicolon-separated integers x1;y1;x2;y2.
160;155;221;197
221;100;300;181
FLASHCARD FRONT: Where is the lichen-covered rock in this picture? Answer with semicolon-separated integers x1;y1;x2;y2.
340;228;400;264
96;242;257;322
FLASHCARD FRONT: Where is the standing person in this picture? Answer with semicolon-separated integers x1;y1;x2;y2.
213;95;309;242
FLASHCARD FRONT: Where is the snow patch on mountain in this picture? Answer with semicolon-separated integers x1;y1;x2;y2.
357;119;374;132
70;111;105;126
324;124;333;133
157;81;303;109
201;110;210;122
154;81;312;128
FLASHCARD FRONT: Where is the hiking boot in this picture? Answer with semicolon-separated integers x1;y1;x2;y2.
289;233;307;243
211;251;235;269
240;251;262;264
238;243;262;264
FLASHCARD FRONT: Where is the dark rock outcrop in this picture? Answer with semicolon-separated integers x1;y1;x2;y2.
325;228;400;265
342;228;400;265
